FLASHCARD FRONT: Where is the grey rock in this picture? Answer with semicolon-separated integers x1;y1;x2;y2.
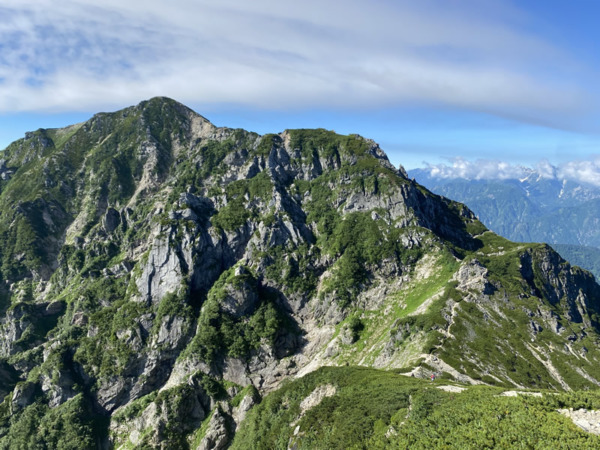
232;392;258;428
97;376;129;413
0;300;65;357
103;207;121;233
71;311;88;326
153;315;190;349
454;259;495;297
136;229;187;305
196;406;231;450
222;357;252;387
220;266;259;318
41;372;75;408
11;381;37;412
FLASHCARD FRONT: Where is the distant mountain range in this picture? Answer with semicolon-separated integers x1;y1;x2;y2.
409;166;600;278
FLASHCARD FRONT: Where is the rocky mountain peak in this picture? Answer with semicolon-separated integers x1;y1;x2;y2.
0;99;599;448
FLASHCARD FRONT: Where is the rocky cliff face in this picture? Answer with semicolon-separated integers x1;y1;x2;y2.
0;97;599;448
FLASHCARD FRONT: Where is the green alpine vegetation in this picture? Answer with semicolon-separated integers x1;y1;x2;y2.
0;97;598;448
233;366;600;450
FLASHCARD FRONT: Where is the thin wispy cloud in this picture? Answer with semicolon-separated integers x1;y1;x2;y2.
0;0;594;130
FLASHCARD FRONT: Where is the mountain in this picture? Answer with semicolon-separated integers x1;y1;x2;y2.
0;98;599;448
410;167;600;279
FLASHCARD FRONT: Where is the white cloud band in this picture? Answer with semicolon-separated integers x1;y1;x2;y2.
423;156;600;186
0;0;592;128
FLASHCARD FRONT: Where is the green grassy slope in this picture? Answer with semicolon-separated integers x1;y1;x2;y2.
233;366;600;450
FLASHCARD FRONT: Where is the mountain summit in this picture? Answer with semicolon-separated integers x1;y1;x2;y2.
0;98;599;447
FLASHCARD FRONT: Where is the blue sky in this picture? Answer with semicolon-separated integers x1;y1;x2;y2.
1;0;600;171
